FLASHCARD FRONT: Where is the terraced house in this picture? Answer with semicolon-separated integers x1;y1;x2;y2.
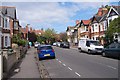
0;6;20;49
66;5;120;46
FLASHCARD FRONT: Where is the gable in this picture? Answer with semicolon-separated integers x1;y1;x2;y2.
109;9;118;17
107;7;119;18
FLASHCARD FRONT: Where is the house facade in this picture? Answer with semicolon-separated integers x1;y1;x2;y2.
66;6;120;46
0;6;20;48
66;26;74;43
0;11;2;49
79;20;91;39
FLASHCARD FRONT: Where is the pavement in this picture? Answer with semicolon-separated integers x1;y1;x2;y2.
8;47;40;79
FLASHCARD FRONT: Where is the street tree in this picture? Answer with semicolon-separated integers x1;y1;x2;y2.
59;32;67;42
105;16;120;45
42;28;57;44
28;32;37;43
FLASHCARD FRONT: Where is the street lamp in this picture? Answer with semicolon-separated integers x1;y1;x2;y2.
26;24;30;41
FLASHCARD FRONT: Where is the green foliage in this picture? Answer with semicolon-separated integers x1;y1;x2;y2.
17;39;28;46
105;16;120;46
37;28;57;44
59;32;67;42
28;32;37;42
106;17;120;38
12;33;28;46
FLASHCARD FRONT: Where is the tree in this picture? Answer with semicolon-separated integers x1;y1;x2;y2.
59;32;67;42
105;16;120;46
37;28;56;44
28;32;37;42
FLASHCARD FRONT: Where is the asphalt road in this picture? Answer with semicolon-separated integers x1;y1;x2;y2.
40;46;119;78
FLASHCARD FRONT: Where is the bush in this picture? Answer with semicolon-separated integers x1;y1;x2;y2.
18;39;28;46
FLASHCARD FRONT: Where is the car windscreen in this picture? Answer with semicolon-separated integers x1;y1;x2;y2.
89;41;101;46
39;46;53;50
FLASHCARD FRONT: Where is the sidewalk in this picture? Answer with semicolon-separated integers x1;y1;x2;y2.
9;47;40;79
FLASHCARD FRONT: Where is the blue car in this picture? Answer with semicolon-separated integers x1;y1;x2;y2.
37;45;55;60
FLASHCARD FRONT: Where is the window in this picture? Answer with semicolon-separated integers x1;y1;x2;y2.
115;34;118;38
5;36;8;47
109;19;112;24
92;25;94;31
5;19;7;28
93;37;94;40
86;26;88;31
96;37;99;40
95;24;97;27
0;15;1;26
14;22;18;29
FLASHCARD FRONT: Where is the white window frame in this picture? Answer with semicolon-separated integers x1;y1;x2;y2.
5;36;8;47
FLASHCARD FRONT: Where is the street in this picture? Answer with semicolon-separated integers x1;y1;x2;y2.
40;46;118;78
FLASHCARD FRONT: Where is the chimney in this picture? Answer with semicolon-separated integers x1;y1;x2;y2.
26;24;29;32
30;27;32;32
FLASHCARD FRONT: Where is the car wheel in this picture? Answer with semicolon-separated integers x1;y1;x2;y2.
88;50;91;54
102;52;106;57
78;48;82;52
52;56;56;59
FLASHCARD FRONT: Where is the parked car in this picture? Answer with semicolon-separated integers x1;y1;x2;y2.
60;42;70;48
34;42;40;48
102;42;120;59
53;42;57;46
56;42;61;47
78;38;103;54
37;45;55;60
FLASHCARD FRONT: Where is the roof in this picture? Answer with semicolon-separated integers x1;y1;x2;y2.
112;6;120;15
19;27;27;33
0;6;16;19
66;26;74;31
91;15;103;23
100;14;107;22
81;20;91;25
33;30;44;35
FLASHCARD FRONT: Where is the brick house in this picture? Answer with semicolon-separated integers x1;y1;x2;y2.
0;6;19;48
19;25;29;40
79;20;91;39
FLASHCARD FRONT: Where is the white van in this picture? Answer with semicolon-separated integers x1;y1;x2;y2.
78;38;103;54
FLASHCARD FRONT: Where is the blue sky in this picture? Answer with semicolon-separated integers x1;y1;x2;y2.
2;1;119;33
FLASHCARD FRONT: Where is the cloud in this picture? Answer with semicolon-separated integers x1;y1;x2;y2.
2;2;112;33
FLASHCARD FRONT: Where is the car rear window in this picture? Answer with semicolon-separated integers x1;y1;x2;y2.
39;46;53;50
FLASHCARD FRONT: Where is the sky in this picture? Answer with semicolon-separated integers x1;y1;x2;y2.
1;1;119;33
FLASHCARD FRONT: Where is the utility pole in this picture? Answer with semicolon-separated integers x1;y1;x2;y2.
26;24;30;41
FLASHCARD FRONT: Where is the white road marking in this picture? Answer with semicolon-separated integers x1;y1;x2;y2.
107;65;117;70
75;72;81;77
68;67;72;71
59;61;62;63
63;63;66;66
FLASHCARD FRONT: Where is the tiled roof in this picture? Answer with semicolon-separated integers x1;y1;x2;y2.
33;30;44;35
82;20;91;25
0;6;16;19
19;27;27;33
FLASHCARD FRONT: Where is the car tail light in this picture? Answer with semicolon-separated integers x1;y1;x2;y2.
52;49;54;52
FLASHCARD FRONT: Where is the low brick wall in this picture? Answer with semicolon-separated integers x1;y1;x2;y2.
2;49;17;74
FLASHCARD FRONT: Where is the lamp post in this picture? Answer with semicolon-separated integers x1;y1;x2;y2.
26;24;30;41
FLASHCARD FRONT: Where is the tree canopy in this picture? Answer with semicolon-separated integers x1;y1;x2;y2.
106;16;120;37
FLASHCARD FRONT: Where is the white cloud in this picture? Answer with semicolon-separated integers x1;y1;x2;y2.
2;2;112;32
